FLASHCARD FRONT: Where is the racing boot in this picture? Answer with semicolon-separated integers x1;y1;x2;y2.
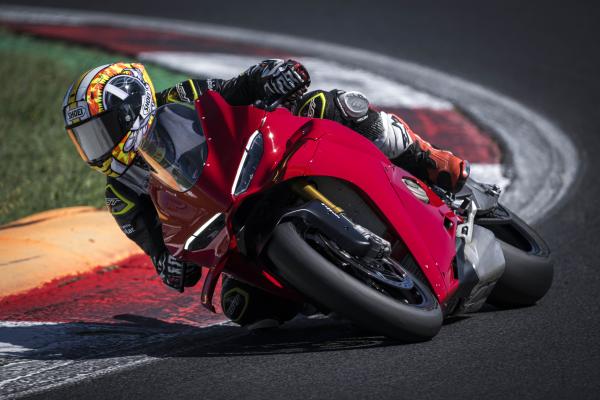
386;115;471;193
370;110;470;193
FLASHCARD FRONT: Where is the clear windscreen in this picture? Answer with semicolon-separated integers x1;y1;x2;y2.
139;103;208;192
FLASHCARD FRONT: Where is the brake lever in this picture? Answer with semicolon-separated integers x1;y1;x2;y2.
254;97;284;112
254;85;301;112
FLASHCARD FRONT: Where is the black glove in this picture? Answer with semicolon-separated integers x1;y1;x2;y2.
257;59;310;107
151;252;201;292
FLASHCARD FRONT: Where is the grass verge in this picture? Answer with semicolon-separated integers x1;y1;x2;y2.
0;30;187;224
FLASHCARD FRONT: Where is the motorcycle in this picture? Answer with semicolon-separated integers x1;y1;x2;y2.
138;91;553;341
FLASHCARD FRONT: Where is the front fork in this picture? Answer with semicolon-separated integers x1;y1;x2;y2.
291;179;391;260
201;180;391;313
291;179;344;214
198;179;335;313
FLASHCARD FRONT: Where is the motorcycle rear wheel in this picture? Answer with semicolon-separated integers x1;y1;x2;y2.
266;222;443;342
477;206;553;306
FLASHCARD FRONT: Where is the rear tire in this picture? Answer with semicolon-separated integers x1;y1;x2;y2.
479;207;553;306
266;222;443;341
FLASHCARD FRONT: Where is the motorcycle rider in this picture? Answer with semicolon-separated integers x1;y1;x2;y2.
63;59;469;327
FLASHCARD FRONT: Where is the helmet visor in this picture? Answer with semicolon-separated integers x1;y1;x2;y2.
66;109;126;165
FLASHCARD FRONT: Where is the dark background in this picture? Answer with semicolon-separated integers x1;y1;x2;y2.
5;1;600;398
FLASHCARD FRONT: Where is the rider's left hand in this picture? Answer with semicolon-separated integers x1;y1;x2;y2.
261;59;310;107
151;251;202;292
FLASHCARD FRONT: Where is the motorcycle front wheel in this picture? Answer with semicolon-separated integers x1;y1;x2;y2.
266;222;443;342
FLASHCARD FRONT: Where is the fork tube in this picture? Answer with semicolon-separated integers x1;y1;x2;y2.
291;179;344;215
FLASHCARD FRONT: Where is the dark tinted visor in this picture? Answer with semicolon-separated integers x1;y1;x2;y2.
66;110;126;165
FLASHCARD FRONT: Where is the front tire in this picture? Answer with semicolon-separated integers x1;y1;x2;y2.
266;222;443;341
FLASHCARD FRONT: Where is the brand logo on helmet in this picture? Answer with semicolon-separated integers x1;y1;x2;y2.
142;90;152;115
66;106;88;124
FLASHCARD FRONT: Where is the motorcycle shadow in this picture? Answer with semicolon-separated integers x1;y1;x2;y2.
0;314;401;362
185;315;401;358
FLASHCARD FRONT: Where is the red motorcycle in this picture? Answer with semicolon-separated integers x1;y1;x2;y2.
138;91;553;341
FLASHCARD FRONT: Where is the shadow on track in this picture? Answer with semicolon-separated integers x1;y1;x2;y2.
0;314;413;361
1;302;496;362
184;316;402;357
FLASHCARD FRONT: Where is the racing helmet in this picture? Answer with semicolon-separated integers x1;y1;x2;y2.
63;62;157;177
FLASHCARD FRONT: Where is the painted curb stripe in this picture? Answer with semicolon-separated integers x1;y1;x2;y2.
0;255;226;326
0;207;142;298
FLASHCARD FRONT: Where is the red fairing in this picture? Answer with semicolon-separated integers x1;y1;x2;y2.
278;120;460;301
149;91;461;308
150;93;266;260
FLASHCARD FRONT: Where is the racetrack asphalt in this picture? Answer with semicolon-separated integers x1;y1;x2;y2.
6;0;600;399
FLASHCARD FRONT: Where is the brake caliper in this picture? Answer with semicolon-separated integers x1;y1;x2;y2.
353;223;392;261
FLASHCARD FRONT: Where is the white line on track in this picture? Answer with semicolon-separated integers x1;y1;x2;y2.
0;321;160;398
0;320;239;399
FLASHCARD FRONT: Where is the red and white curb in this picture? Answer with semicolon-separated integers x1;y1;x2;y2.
0;5;578;399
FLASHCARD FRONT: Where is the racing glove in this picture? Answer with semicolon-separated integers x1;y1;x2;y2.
151;251;202;292
254;59;311;107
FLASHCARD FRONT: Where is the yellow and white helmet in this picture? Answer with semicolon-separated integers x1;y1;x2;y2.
63;62;157;177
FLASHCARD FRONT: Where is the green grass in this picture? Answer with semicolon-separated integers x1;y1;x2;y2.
0;30;187;224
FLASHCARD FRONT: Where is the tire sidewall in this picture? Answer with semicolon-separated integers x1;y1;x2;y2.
267;222;443;341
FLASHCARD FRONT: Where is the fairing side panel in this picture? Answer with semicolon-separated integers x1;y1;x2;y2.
150;95;266;260
151;94;312;264
282;131;459;301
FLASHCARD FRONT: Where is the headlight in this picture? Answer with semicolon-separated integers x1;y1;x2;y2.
232;131;264;196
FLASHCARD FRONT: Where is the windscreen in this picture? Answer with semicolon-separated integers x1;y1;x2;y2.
139;103;208;192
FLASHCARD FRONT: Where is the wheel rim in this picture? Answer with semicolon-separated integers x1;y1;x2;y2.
304;231;436;309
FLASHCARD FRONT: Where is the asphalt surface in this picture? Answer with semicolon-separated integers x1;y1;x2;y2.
7;1;600;399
